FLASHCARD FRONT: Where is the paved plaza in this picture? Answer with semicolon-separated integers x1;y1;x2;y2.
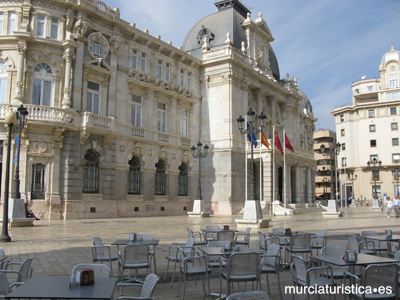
0;205;397;299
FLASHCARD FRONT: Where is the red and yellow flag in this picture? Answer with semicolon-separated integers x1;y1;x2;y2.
274;131;283;155
285;133;294;152
261;131;270;150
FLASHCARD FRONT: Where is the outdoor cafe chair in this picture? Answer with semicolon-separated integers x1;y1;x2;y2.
0;249;7;270
2;257;33;283
136;234;157;273
164;237;195;284
187;228;206;246
360;231;387;255
258;232;267;251
311;229;327;256
235;227;251;247
206;240;227;269
119;244;151;283
117;273;159;299
92;236;119;276
346;235;375;255
72;263;111;278
285;233;312;264
344;263;398;300
204;225;221;241
387;241;399;258
290;255;336;300
0;272;24;297
320;246;350;279
259;244;282;300
226;291;270;300
217;230;236;245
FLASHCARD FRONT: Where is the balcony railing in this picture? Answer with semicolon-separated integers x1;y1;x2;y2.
131;126;144;138
159;132;169;143
81;112;115;131
0;104;72;123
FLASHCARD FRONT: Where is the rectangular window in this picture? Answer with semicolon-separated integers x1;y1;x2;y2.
341;143;346;151
157;102;167;132
132;49;137;69
367;86;373;92
369;124;376;132
8;12;16;35
87;81;100;114
389;72;399;89
32;79;51;106
131;94;142;127
37;15;45;37
0;78;6;103
180;109;188;137
50;17;59;39
187;72;192;89
392;123;398;131
390;107;397;115
393;138;399;146
140;53;146;72
180;70;184;86
368;110;375;118
341;157;346;167
393;154;400;163
341;129;345;137
0;14;3;35
340;114;344;122
165;63;170;82
157;60;162;78
370;140;376;147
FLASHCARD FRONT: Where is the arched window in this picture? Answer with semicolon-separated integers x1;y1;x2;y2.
83;150;99;193
128;156;140;194
0;61;7;103
32;63;53;106
31;163;45;199
178;162;188;196
155;159;166;195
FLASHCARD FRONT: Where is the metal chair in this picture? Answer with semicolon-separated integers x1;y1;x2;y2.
258;232;268;251
220;252;259;297
226;291;270;300
175;248;210;300
72;263;111;278
259;244;282;300
187;228;206;246
346;234;375;255
117;273;159;300
136;234;157;274
285;234;312;263
311;229;327;256
320;246;349;279
0;272;24;297
2;257;33;283
217;230;236;245
206;240;227;269
119;244;151;283
204;225;220;241
164;237;195;284
235;227;251;247
360;231;387;255
92;236;119;276
344;263;398;299
387;241;399;258
290;255;336;300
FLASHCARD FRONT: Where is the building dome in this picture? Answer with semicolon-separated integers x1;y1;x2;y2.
182;0;280;80
381;46;400;66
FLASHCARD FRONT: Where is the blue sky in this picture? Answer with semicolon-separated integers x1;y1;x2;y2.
107;0;400;131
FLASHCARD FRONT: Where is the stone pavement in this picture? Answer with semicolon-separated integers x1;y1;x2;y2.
0;205;396;299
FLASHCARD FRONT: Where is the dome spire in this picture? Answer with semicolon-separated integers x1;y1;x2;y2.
214;0;251;18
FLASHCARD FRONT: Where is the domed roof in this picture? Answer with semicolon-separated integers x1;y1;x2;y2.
182;0;280;81
381;46;400;66
298;89;313;115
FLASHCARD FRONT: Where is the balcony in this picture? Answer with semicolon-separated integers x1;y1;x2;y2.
80;112;115;145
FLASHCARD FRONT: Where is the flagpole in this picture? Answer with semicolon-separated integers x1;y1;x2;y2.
245;116;247;202
272;125;275;216
283;129;287;210
260;131;262;205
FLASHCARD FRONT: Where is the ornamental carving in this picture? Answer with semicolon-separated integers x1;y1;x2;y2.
109;35;123;54
73;19;90;40
87;32;110;60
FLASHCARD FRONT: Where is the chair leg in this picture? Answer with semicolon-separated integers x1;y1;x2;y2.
176;268;181;297
266;273;270;294
164;259;170;281
277;273;283;300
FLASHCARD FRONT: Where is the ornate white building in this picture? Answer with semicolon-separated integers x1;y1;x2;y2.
0;0;316;220
333;46;400;201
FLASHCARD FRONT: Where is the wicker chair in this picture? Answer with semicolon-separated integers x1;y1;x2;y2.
226;291;270;300
235;227;251;247
117;273;159;300
259;244;282;300
344;264;398;299
72;263;111;278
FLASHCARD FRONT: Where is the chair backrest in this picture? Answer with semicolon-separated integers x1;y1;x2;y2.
217;230;235;243
258;232;267;250
242;227;251;241
363;264;398;297
137;233;154;240
19;257;34;282
290;234;312;250
207;241;226;247
140;273;159;297
226;291;270;300
262;244;280;268
346;235;359;251
92;237;103;246
360;231;378;238
72;264;111;278
183;237;195;251
227;252;259;278
314;229;327;246
205;225;220;231
291;255;308;285
0;272;11;296
321;246;346;256
187;228;195;238
92;237;106;256
393;250;400;267
124;244;149;264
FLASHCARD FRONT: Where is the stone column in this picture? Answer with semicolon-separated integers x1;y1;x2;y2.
307;168;313;204
62;48;75;108
14;42;26;102
295;166;302;203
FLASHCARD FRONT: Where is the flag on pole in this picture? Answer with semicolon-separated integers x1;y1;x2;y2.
261;131;270;150
247;122;258;148
13;135;19;163
274;131;283;155
285;133;294;152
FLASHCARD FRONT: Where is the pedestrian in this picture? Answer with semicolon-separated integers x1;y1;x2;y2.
385;197;393;218
393;195;400;218
25;203;40;221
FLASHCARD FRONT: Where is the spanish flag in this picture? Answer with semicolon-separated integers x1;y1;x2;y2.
261;131;270;150
274;130;283;155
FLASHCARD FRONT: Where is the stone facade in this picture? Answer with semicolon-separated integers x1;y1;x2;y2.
0;0;316;220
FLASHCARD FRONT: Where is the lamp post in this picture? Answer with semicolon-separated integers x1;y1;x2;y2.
318;167;327;200
191;141;209;200
320;142;341;202
0;108;16;242
391;167;400;197
348;172;358;203
367;158;382;199
342;160;347;208
12;105;28;199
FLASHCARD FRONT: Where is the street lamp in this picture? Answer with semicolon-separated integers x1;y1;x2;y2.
348;172;358;202
0;108;16;242
237;108;266;200
318;167;327;200
391;168;400;197
367;158;382;199
191;141;209;200
320;142;341;201
12;105;28;199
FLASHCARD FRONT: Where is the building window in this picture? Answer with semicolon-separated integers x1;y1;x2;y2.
180;70;184;86
165;63;170;82
83;150;99;193
367;86;373;92
31;163;45;199
128;156;140;195
393;138;399;146
32;63;53;106
157;102;167;132
155;159;166;195
341;157;347;166
0;61;7;103
157;60;162;78
341;129;345;136
140;53;146;72
368;110;375;118
178;162;187;196
389;72;399;89
37;15;45;37
355;88;359;94
36;15;59;39
341;143;346;151
91;42;103;57
50;17;59;39
8;12;15;35
132;49;137;69
187;72;192;89
87;81;100;114
393;154;400;163
340;114;344;122
180;109;189;137
0;14;3;35
131;94;142;127
369;124;376;132
392;123;398;130
390;107;397;115
370;140;377;147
